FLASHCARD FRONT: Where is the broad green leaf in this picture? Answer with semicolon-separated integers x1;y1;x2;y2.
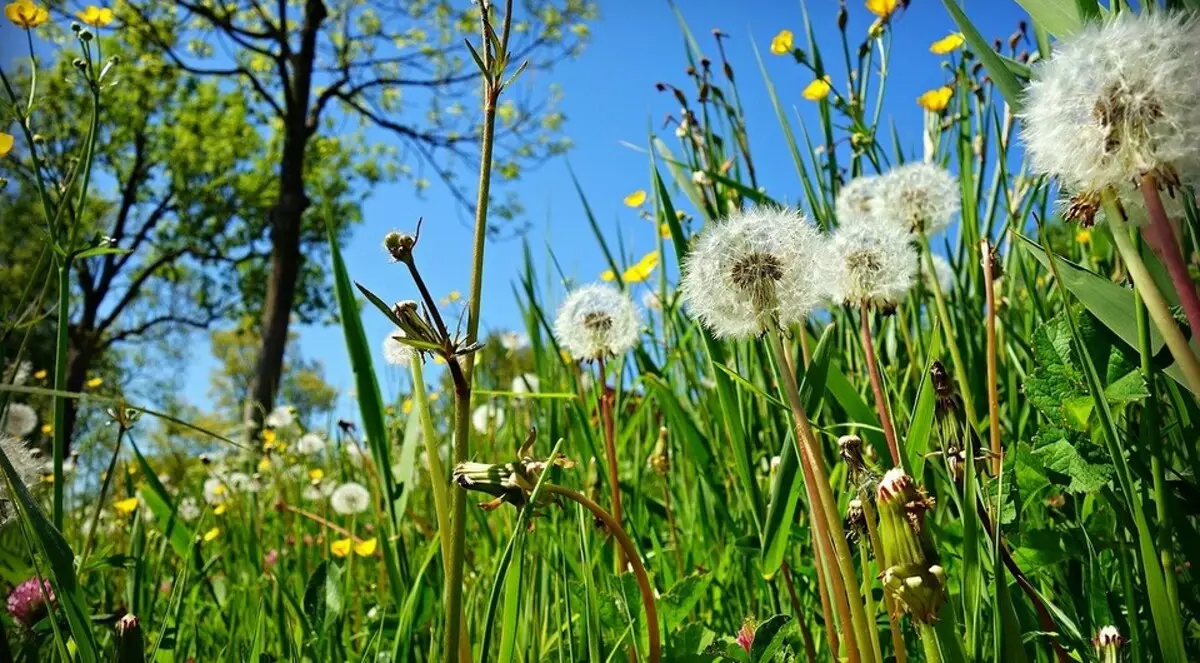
303;560;343;634
1015;0;1083;38
942;0;1027;112
129;437;194;559
1032;439;1113;493
748;614;791;663
658;573;712;633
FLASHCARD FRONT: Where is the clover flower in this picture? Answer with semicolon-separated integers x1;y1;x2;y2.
383;330;415;367
835;175;882;224
2;403;37;438
553;283;642;361
875;163;960;234
330;481;371;515
1021;11;1200;212
826;220;917;307
6;576;53;628
680;206;824;338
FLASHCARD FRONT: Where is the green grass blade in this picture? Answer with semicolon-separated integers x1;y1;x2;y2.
941;0;1026;113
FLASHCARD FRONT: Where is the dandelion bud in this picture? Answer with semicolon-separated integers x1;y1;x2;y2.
838;434;866;482
672;87;688;108
109;55;121;65
73;58;87;70
382;230;415;262
836;3;848;31
115;613;145;663
390;300;439;347
699;57;711;71
685;65;696;77
1093;626;1124;663
845;497;866;545
877;468;943;623
971;62;983;77
654;82;666;92
992;38;1002;52
1007;32;1021;51
71;21;82;32
80;29;94;41
723;61;734;83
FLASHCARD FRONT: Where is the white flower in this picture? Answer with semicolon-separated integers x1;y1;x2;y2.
926;254;955;294
320;479;337;497
472;403;505;434
2;403;37;438
296;433;326;455
499;331;529;352
178;497;201;522
553;283;642;360
835;175;882;223
826;221;917;306
680;206;824;338
330;481;371;515
1021;11;1200;198
875;163;960;234
265;405;294;429
203;477;227;505
7;361;31;386
383;330;415;367
692;170;712;186
511;373;540;395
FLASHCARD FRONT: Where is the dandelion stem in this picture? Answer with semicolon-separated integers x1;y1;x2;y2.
1139;173;1200;342
859;302;900;467
981;239;1002;476
920;234;979;431
78;423;127;569
780;561;819;663
543;484;660;663
859;493;907;663
1103;191;1200;395
597;356;625;573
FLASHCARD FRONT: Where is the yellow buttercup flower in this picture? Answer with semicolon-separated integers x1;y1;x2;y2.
600;269;616;282
402;399;413;414
865;0;898;18
929;33;965;55
429;392;440;401
86;377;104;389
622;251;660;283
1075;228;1092;244
5;1;49;28
211;484;226;496
33;368;47;380
42;473;54;483
203;527;221;542
330;538;352;558
354;537;377;557
917;86;954;112
769;29;794;56
257;457;271;471
114;497;139;514
446;290;461;302
0;132;14;157
802;76;833;102
41;423;52;435
623;190;647;207
214;503;228;515
308;468;324;482
660;223;671;239
76;5;113;27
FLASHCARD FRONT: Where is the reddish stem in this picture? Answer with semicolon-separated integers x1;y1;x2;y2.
1140;174;1200;339
860;303;901;467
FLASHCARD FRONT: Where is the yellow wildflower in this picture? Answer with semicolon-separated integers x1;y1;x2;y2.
33;368;46;380
114;497;139;514
308;468;324;482
262;428;277;449
866;0;898;18
769;29;794;56
76;5;113;27
660;223;671;239
354;538;378;557
5;1;48;28
802;76;833;102
623;190;647;207
212;484;226;496
600;269;615;282
917;86;954;112
446;290;462;302
429;392;440;401
402;399;413;414
41;423;52;435
929;33;965;55
622;251;660;283
257;457;271;472
86;377;104;389
1075;228;1092;244
0;132;13;157
203;527;221;542
214;503;228;515
330;538;353;558
42;473;53;483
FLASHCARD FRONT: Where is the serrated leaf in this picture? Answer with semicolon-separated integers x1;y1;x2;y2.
749;614;791;663
1032;439;1113;493
659;573;712;633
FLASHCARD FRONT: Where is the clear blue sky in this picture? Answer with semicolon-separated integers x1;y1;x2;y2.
179;0;1030;418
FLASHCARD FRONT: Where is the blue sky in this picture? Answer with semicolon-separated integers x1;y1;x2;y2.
177;0;1030;417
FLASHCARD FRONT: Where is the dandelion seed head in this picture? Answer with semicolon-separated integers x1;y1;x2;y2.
178;497;201;522
681;206;823;338
553;283;642;360
2;403;37;438
296;432;326;455
876;163;960;234
836;175;882;223
827;221;917;306
511;373;539;395
202;477;227;505
264;405;294;429
383;330;415;367
330;481;371;515
472;404;505;434
0;437;40;524
926;254;955;294
1021;11;1200;195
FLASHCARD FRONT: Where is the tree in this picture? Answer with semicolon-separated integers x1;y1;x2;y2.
0;32;374;446
123;0;596;436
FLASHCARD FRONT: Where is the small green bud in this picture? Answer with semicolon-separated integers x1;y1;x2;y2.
382;230;415;262
79;29;94;41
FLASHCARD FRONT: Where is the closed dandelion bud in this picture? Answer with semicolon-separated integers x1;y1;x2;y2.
838;434;866;483
1093;625;1124;663
837;3;848;32
382;230;415;262
876;468;944;623
71;21;81;32
73;58;87;70
116;613;145;663
845;498;866;545
80;28;93;41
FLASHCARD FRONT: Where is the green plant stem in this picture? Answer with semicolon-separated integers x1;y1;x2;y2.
920;234;978;430
859;303;900;467
51;257;70;530
596;356;624;573
1103;192;1200;395
78;423;126;568
780;562;819;663
809;526;840;658
982;239;1002;476
859;494;907;663
543;484;660;663
919;625;941;663
767;328;875;663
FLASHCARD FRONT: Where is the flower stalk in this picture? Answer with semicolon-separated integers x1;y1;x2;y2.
1139;173;1200;341
859;303;900;466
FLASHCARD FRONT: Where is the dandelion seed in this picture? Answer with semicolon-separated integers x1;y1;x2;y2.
382;330;415;367
875;163;960;234
1020;11;1200;198
264;405;294;428
680;206;823;338
330;481;371;515
2;403;37;438
826;220;917;307
296;432;325;455
836;175;882;223
770;29;794;55
511;373;540;396
6;577;53;628
802;76;833;102
472;403;505;434
178;497;200;522
553;284;642;360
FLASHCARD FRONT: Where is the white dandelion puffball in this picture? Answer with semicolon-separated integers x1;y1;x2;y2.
836;175;882;224
826;221;917;306
264;405;294;429
680;206;824;338
331;481;371;515
296;433;326;455
553;284;642;360
1021;11;1200;196
641;290;663;312
926;254;955;294
383;330;415;367
472;403;505;434
2;403;38;438
499;331;529;352
302;484;323;501
876;163;960;234
8;360;31;386
0;436;40;495
511;373;540;395
203;477;227;505
178;497;201;522
226;472;254;493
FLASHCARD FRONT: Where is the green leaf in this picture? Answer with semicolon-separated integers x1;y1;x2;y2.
1015;0;1083;38
904;327;944;483
129;437;194;559
748;614;791;663
941;0;1027;112
658;574;713;634
303;560;343;634
73;246;131;259
1032;438;1114;493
